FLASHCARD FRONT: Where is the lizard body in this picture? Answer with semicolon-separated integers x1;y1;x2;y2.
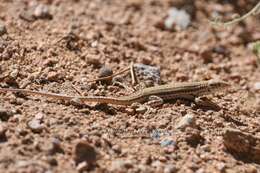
0;80;230;105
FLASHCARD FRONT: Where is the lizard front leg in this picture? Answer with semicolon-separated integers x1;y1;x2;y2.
194;96;221;110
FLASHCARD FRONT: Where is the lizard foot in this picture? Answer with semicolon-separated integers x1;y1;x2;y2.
193;96;221;111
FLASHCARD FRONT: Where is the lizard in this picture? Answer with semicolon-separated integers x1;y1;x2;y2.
0;79;230;106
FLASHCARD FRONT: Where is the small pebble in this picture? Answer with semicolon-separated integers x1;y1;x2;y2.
175;113;196;130
254;82;260;90
135;106;147;114
90;41;98;48
0;23;7;36
98;65;113;84
164;7;190;30
160;138;176;147
74;140;97;165
19;10;35;22
98;65;113;78
33;4;52;19
27;118;44;133
110;160;133;171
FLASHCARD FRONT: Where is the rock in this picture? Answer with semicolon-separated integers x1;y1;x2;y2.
74;141;97;165
90;41;98;48
160;138;176;147
254;82;260;90
48;137;64;155
223;128;260;163
98;65;113;78
175;113;196;130
0;23;7;36
27;117;44;133
134;63;161;85
33;4;52;19
164;7;191;30
0;108;14;121
98;65;113;84
0;123;7;142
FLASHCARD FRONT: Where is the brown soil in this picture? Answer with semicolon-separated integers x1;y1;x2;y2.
0;0;260;173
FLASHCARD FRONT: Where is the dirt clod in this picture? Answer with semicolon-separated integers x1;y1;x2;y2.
184;128;204;147
74;140;98;166
0;108;13;121
0;123;7;142
0;23;7;36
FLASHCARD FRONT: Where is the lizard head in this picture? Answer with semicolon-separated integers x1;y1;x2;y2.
207;79;231;93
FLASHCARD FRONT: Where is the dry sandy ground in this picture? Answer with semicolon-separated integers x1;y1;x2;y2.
0;0;260;173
